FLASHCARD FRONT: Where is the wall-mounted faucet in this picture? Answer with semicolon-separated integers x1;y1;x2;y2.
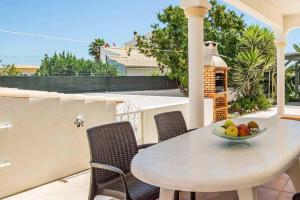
74;115;84;128
0;123;11;131
0;161;11;169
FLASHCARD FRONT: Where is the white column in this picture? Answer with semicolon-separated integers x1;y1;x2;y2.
275;39;287;116
184;7;208;129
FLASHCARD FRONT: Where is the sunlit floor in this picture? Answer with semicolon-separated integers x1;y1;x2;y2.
4;105;300;200
4;170;296;200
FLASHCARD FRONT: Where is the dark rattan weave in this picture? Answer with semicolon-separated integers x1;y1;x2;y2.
294;193;300;200
154;111;196;200
154;111;188;142
87;121;159;200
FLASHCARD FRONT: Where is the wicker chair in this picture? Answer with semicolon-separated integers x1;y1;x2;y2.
154;111;196;200
86;121;159;200
294;193;300;200
154;111;196;142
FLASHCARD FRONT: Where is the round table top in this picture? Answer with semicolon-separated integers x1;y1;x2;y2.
131;118;300;192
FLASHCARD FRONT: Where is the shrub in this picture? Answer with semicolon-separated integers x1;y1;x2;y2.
36;51;118;76
230;95;272;114
0;64;21;76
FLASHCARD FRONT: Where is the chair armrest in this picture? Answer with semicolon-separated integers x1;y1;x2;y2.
90;162;130;197
138;143;156;150
187;128;197;132
90;162;126;178
293;193;300;200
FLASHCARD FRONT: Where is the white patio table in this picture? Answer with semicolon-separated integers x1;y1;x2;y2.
131;118;300;200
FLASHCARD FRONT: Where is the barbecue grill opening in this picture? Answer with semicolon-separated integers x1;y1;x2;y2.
215;73;225;92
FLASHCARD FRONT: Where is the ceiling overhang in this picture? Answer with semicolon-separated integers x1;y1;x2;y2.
181;0;300;36
284;14;300;34
222;0;284;31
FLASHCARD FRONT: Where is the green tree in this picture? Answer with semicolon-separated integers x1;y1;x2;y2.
285;65;296;101
36;51;118;76
233;49;266;97
205;0;246;66
285;43;300;101
231;26;275;112
232;25;275;98
293;43;300;52
136;1;246;93
89;38;105;62
0;64;21;76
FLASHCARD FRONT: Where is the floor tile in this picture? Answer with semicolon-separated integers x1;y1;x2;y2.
281;173;290;181
257;187;280;200
179;192;189;200
227;191;239;200
262;174;289;191
276;191;294;200
219;191;238;200
283;180;296;193
204;192;220;199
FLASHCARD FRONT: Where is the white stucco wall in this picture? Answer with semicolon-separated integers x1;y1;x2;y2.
141;99;213;143
0;89;120;199
88;92;214;145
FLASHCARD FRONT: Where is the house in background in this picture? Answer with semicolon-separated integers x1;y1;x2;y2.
100;35;165;76
0;65;39;76
15;65;39;75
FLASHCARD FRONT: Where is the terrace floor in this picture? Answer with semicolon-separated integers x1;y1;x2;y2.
4;105;300;200
4;170;296;200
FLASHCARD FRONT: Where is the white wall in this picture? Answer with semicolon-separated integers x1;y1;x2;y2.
141;99;213;143
0;89;120;199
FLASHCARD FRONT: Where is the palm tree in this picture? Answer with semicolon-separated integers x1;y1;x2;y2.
293;43;300;52
89;38;105;62
234;25;276;98
233;49;266;97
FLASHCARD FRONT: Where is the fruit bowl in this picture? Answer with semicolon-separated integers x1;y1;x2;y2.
211;120;267;145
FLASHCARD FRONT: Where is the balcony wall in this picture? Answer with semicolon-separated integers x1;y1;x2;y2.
116;97;214;144
141;99;213;143
0;88;122;199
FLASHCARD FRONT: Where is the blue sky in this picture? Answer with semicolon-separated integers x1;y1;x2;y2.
0;0;299;65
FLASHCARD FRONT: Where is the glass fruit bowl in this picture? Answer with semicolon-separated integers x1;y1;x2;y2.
211;121;267;146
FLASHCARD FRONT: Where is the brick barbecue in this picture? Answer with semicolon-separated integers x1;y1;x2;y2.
203;41;229;122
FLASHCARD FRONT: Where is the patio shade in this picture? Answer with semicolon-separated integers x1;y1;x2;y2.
180;0;300;128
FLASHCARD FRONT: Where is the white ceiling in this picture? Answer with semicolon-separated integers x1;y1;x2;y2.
222;0;300;31
181;0;300;32
269;0;300;15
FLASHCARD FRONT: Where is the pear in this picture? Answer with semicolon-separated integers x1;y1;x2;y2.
247;121;259;129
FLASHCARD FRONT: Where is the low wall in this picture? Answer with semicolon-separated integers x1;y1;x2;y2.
0;76;178;93
141;99;214;144
0;89;121;198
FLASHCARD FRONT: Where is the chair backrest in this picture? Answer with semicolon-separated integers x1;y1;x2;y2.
154;111;188;142
86;121;138;183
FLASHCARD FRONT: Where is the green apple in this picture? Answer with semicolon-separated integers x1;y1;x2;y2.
223;119;235;128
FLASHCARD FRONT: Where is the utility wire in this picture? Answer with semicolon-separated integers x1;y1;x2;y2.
0;55;43;57
0;29;89;43
0;29;233;60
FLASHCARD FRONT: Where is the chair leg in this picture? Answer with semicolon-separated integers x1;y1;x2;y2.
190;192;196;200
88;174;97;200
174;190;180;200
